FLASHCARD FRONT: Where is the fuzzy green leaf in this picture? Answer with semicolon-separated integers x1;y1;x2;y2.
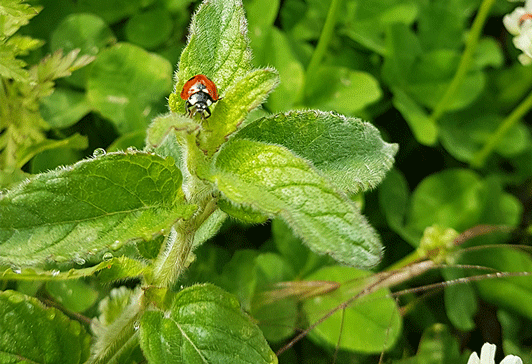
1;256;147;282
171;0;252;113
198;68;279;155
139;283;277;364
208;139;383;268
0;290;91;364
0;151;196;268
235;110;398;194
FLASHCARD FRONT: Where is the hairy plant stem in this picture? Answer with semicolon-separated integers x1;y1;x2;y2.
471;88;532;167
151;130;217;288
427;0;496;126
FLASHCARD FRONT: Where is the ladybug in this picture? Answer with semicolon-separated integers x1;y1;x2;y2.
180;74;219;119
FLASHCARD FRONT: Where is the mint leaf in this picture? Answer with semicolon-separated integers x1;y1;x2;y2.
209;139;383;268
0;151;196;268
171;0;252;114
198;68;279;155
1;256;147;282
0;290;90;364
139;283;277;364
235;110;398;194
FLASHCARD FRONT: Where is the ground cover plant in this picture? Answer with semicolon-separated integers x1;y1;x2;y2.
0;0;531;363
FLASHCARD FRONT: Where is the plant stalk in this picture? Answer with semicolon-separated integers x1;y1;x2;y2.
295;0;343;104
471;89;532;167
428;0;496;124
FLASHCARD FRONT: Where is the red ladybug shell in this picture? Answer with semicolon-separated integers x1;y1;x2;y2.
180;74;219;101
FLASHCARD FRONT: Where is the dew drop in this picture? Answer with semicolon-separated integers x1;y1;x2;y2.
134;321;140;331
110;240;123;251
74;256;86;265
47;311;56;320
54;255;68;263
102;252;113;261
11;266;21;274
92;148;106;157
126;146;138;153
51;269;60;277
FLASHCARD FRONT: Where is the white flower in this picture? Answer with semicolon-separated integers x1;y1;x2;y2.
503;0;532;35
467;343;523;364
504;0;532;64
514;26;532;56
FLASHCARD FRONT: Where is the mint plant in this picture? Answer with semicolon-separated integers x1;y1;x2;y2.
0;0;397;362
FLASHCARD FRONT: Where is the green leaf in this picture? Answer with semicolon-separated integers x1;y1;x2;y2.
341;0;418;55
392;87;438;146
125;7;172;50
77;0;147;24
50;13;115;88
0;151;196;268
87;43;173;134
465;247;532;321
235;110;398;194
0;0;40;38
252;253;297;342
16;133;88;169
258;28;305;112
272;219;331;277
378;168;419;245
306;66;382;114
40;88;91;129
443;269;477;331
139;283;277;364
208;138;383;268
395;324;462;364
46;279;99;312
197;68;279;155
303;266;402;353
405;169;485;239
404;170;522;242
0;290;90;364
172;0;252;114
1;256;147;282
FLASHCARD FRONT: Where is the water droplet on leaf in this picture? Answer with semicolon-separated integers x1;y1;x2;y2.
103;252;113;261
92;148;106;157
110;240;123;251
74;256;86;265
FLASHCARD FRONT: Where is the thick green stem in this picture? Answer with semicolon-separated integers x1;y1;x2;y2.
428;0;496;124
471;89;532;167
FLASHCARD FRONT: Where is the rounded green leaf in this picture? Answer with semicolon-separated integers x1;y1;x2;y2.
0;290;90;364
306;66;382;114
77;0;148;24
303;266;402;353
50;13;115;88
87;43;173;134
405;169;485;237
464;247;532;321
125;7;173;50
40;88;91;128
46;280;99;312
0;151;196;268
139;283;277;364
236;110;398;194
209;139;383;268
